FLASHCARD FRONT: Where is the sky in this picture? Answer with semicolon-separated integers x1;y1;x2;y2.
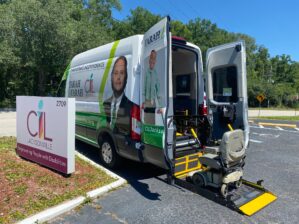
112;0;299;62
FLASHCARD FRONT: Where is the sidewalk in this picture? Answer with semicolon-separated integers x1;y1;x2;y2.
248;109;299;117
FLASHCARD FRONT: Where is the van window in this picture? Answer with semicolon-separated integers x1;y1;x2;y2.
212;66;238;103
176;74;190;96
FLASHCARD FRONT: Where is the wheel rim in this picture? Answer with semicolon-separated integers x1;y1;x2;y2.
102;142;113;164
221;184;228;198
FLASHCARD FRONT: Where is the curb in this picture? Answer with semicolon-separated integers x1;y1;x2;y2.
17;152;127;224
258;122;297;128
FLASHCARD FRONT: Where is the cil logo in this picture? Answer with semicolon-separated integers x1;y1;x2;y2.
27;100;52;142
85;73;94;94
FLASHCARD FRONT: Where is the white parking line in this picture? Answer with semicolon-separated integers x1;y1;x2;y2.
250;125;299;134
251;132;280;138
259;125;264;128
250;139;263;143
276;126;283;130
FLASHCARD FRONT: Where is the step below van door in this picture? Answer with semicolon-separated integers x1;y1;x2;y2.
141;17;174;169
206;41;249;147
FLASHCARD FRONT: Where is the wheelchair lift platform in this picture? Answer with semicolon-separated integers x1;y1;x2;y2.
173;152;277;216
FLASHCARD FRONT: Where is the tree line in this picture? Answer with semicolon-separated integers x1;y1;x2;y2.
0;0;298;108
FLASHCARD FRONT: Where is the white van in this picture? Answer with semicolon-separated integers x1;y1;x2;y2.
58;17;278;214
58;17;248;172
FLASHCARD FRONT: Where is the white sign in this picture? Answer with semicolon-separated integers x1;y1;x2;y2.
16;96;75;174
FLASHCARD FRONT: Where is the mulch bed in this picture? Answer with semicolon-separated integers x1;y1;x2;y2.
0;137;115;224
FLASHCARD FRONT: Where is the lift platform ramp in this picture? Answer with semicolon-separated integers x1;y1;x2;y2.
173;153;277;216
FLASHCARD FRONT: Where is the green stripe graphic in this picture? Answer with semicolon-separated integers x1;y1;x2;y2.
97;40;120;129
98;40;120;105
62;63;71;81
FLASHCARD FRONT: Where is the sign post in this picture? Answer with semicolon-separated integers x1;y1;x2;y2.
16;96;75;174
256;94;265;117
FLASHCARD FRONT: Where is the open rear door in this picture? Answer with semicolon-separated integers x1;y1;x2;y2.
141;17;174;169
206;41;249;147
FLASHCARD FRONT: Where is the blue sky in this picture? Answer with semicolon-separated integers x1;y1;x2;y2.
112;0;299;62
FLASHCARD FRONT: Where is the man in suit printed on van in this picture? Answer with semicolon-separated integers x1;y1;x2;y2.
104;56;134;135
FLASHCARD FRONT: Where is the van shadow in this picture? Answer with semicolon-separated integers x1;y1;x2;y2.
75;140;166;201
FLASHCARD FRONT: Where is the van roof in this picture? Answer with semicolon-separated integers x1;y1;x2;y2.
70;35;143;69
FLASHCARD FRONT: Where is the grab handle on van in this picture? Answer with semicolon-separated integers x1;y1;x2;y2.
191;128;201;147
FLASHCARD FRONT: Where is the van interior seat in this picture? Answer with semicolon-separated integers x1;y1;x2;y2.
199;129;245;169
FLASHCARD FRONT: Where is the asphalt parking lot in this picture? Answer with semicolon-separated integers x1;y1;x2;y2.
1;112;298;223
49;123;299;224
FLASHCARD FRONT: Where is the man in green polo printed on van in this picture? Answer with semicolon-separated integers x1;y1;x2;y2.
143;49;162;124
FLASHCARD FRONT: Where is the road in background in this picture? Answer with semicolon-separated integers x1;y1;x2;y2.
249;109;299;117
0;111;16;137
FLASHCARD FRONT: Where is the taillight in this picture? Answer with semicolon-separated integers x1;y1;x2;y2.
198;103;207;116
198;93;208;116
130;104;141;141
199;95;207;116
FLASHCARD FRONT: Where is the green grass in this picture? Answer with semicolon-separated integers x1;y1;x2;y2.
0;137;16;151
0;137;116;224
252;116;299;121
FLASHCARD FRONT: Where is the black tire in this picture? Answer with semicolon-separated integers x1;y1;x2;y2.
99;136;121;169
192;172;206;187
167;173;175;185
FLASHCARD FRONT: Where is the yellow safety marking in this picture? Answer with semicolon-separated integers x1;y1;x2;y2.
175;152;202;161
174;152;203;177
258;122;297;128
176;132;183;136
175;161;186;166
228;124;234;131
185;155;189;171
191;128;198;139
176;173;188;179
239;192;277;216
175;166;203;176
175;158;198;166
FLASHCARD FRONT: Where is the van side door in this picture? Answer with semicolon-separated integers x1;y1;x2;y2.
206;41;249;147
141;17;174;169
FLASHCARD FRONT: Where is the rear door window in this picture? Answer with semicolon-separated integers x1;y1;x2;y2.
212;66;238;102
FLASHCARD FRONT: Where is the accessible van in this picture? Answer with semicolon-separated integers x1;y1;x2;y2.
58;17;276;215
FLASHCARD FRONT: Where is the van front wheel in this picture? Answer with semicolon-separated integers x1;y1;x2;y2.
99;137;121;169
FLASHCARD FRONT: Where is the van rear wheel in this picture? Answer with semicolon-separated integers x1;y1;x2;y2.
99;137;121;169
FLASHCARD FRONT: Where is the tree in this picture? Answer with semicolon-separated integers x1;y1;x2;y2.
0;0;119;99
83;0;121;27
171;20;192;41
112;7;161;39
